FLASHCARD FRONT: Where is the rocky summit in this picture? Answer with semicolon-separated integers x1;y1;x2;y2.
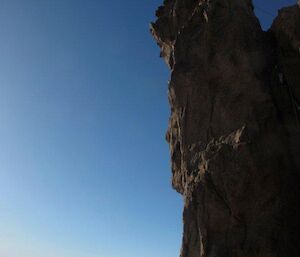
151;1;300;256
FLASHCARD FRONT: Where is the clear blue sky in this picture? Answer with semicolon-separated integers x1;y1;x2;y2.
0;1;296;257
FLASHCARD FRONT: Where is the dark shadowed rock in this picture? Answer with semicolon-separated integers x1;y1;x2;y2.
151;1;300;256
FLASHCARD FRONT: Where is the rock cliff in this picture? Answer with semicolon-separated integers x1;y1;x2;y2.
151;1;300;256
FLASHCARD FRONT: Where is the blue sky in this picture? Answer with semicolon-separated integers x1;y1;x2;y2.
0;0;296;257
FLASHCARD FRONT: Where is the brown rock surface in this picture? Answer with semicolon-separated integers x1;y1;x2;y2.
151;1;300;256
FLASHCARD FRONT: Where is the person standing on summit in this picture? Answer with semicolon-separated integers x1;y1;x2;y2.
198;0;210;22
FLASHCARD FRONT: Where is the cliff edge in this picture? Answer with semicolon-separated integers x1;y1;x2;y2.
151;1;300;256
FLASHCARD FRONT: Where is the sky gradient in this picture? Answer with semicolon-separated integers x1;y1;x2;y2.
0;0;297;257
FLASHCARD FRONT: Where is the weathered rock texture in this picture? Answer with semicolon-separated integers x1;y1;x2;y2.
151;1;300;256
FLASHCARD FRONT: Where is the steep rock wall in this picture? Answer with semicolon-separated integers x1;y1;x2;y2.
151;1;300;256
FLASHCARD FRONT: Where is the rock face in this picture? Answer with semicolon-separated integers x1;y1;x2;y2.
151;1;300;256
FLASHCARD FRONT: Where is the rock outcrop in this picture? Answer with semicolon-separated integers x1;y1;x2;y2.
151;1;300;256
